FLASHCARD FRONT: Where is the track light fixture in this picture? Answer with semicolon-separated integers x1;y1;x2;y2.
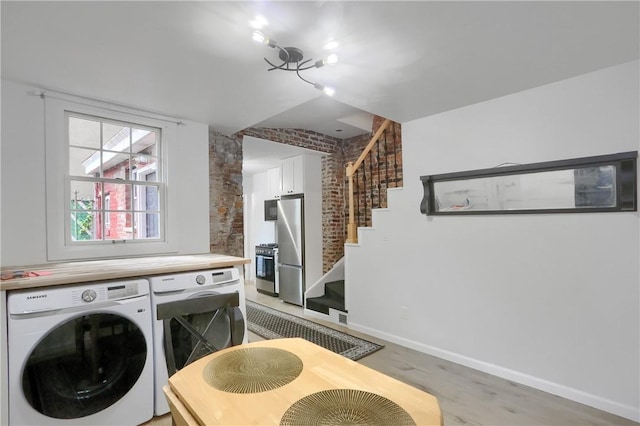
252;30;337;96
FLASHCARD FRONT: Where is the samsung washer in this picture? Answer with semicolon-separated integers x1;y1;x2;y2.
149;267;247;416
7;278;154;426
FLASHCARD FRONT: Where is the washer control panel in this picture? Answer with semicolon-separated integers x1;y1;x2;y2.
106;282;141;300
150;268;240;294
8;278;150;314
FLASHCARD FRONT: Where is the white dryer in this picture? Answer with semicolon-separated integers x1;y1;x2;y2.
149;267;247;416
7;278;154;426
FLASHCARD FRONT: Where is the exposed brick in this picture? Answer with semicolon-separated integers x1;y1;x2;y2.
209;130;244;257
208;119;402;272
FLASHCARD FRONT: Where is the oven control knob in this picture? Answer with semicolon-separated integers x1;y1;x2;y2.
81;289;97;303
195;275;206;285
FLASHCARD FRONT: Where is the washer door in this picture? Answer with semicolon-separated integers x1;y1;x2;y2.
166;291;245;370
21;313;147;419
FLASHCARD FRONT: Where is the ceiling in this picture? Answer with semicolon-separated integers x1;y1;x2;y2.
2;1;638;172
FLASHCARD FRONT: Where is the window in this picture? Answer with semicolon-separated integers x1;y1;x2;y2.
67;113;162;243
45;96;177;260
420;151;637;215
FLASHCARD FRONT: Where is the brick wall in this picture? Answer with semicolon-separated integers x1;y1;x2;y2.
208;118;401;272
208;129;244;256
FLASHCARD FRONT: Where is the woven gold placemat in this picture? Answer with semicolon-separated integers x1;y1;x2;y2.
280;389;416;425
202;347;303;393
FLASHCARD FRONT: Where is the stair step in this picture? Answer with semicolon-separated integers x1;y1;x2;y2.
324;280;344;301
306;295;345;315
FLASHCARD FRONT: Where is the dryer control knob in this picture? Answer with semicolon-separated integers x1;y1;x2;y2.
195;275;206;285
81;289;97;303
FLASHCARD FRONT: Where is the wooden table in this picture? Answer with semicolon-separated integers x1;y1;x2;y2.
167;338;442;425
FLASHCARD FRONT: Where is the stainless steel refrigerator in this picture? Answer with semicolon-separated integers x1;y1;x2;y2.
277;196;304;306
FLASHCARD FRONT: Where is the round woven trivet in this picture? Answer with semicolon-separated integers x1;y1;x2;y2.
202;347;303;393
280;388;416;425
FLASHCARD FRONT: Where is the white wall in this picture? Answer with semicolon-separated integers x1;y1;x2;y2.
0;80;210;266
346;61;640;421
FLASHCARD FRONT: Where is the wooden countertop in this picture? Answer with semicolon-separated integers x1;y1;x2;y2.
168;338;443;425
0;254;250;291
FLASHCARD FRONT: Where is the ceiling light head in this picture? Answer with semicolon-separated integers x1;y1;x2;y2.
313;83;336;97
314;54;338;69
252;30;276;48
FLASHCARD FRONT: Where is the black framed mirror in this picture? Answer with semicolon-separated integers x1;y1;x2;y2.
420;151;637;215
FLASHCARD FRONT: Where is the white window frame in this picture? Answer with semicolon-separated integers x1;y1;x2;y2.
104;194;111;228
45;97;178;261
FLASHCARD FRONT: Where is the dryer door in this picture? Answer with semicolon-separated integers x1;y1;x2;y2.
21;313;147;419
162;291;245;371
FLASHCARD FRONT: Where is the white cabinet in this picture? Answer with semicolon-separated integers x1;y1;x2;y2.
267;167;282;199
281;156;304;195
265;154;320;199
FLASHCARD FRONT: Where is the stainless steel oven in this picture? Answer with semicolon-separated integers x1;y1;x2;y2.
255;244;278;296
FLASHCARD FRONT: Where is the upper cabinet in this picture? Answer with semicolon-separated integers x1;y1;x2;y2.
267;155;321;199
264;155;321;199
281;156;305;195
267;166;282;199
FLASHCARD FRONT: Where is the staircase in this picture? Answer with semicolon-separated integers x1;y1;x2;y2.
306;280;345;315
304;257;348;325
304;117;403;326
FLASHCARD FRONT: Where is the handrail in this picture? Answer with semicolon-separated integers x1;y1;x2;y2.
347;119;391;177
345;118;392;243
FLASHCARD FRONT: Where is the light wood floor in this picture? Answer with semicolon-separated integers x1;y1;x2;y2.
144;281;638;426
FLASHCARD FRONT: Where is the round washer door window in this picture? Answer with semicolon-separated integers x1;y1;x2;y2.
22;313;147;419
168;292;245;370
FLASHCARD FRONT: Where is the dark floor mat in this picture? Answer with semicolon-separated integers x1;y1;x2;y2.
246;300;383;361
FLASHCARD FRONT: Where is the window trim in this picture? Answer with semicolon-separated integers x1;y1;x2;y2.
45;96;177;261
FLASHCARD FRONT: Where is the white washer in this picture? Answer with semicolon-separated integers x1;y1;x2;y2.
7;278;154;426
149;267;247;416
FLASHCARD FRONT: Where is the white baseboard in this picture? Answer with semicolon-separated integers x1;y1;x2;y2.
348;321;640;422
303;308;331;322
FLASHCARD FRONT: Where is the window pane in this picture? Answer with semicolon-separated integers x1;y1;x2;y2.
69;147;100;177
132;128;157;154
105;212;132;240
135;212;160;239
103;183;132;212
102;123;130;152
70;180;100;241
70;210;98;241
135;184;159;211
133;157;158;178
68;116;100;148
70;180;99;206
102;152;131;179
